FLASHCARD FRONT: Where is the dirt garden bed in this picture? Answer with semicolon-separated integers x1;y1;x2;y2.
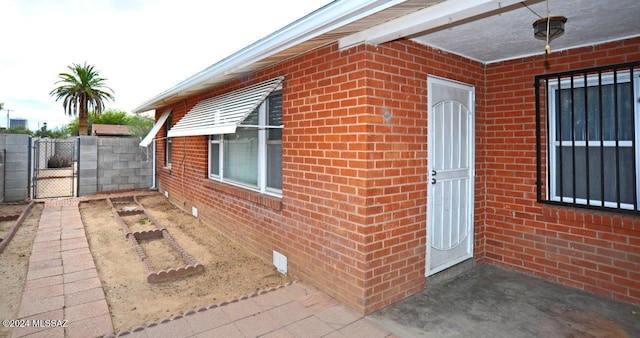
80;194;294;332
0;203;44;338
0;203;31;246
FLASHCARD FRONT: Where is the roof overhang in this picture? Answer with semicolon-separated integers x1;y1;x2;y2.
132;0;409;114
134;0;640;114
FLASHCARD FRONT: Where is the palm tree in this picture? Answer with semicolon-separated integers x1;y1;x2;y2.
50;62;114;136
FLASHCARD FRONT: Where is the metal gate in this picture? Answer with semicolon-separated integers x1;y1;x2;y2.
32;139;77;198
426;76;475;276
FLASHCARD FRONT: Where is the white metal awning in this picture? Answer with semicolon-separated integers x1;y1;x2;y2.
139;108;172;147
167;76;284;138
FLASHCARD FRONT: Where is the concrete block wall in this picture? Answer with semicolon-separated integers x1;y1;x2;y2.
97;137;152;193
0;135;149;200
2;134;31;202
77;136;152;196
78;136;98;196
0;136;5;202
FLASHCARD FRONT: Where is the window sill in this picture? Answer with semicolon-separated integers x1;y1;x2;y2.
540;201;639;229
203;179;282;211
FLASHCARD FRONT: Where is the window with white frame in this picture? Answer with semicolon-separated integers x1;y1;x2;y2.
208;91;282;195
166;112;173;166
536;63;640;212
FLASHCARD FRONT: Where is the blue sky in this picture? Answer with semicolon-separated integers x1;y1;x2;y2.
0;0;332;130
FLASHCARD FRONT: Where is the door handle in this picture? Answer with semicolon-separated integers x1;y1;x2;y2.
431;178;437;185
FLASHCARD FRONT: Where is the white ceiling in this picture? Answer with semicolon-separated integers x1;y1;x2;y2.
411;0;640;63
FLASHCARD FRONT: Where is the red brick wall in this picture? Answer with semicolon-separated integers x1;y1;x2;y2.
155;40;485;313
483;37;640;304
154;34;639;313
361;41;486;310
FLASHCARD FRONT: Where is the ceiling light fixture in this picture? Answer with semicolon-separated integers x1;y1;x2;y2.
533;0;567;55
533;16;567;41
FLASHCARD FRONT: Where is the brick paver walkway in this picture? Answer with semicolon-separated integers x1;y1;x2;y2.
12;198;113;338
12;196;395;338
112;282;394;338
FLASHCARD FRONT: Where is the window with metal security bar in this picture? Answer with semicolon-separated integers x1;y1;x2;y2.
209;90;283;196
535;61;640;213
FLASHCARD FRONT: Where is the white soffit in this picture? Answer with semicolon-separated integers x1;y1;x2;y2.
139;108;171;147
167;77;284;138
412;0;640;64
339;0;525;49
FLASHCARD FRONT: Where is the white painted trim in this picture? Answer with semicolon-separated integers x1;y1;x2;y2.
206;93;283;197
339;0;522;49
636;74;640;211
139;108;172;147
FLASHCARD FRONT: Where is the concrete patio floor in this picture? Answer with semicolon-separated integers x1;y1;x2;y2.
368;264;640;337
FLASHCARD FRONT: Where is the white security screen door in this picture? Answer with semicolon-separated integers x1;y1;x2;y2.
426;76;475;276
